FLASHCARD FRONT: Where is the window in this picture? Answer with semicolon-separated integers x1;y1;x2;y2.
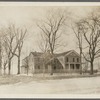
76;64;80;69
73;58;75;62
70;64;74;69
77;58;79;62
66;57;68;62
38;65;40;69
54;66;56;70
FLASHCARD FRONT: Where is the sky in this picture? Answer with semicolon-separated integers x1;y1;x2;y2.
0;4;97;74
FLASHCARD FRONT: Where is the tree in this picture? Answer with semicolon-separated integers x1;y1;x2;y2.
78;13;100;74
38;9;67;54
13;28;27;74
38;9;68;75
72;22;83;74
3;24;19;75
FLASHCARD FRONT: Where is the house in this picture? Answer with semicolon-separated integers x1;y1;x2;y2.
21;50;81;74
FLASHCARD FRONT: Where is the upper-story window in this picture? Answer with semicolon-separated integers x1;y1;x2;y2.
66;57;68;62
73;58;75;62
77;58;79;62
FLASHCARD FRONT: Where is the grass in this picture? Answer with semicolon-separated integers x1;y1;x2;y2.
0;75;20;85
0;75;38;85
0;73;100;86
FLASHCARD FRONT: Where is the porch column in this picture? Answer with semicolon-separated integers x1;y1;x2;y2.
68;63;70;74
63;57;66;69
74;64;76;70
69;63;70;70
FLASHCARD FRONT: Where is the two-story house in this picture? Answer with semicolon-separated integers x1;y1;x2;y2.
21;50;81;74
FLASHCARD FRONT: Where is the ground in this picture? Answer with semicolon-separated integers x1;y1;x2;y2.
0;74;100;97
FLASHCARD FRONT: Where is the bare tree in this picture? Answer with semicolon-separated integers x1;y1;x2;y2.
13;28;27;74
37;9;68;75
72;22;83;74
3;24;19;75
78;13;100;74
38;10;67;54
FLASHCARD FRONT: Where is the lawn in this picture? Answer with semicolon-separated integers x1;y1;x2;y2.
0;73;100;86
0;75;36;85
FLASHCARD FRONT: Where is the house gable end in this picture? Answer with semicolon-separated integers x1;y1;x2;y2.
65;50;80;57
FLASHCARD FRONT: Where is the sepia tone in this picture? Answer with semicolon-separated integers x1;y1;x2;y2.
0;2;100;98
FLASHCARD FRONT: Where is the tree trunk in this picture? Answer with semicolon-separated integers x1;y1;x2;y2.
50;64;53;75
0;66;2;75
90;61;94;75
17;56;20;74
50;51;53;75
50;68;53;75
17;50;21;74
27;65;28;75
8;59;11;75
80;51;82;74
43;61;45;77
4;68;6;75
0;42;2;76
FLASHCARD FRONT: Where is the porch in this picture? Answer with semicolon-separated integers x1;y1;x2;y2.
65;63;80;70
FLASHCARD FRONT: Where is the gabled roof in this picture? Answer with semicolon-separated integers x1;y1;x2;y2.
31;52;43;56
66;50;80;57
23;52;43;61
55;50;71;57
55;50;80;57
